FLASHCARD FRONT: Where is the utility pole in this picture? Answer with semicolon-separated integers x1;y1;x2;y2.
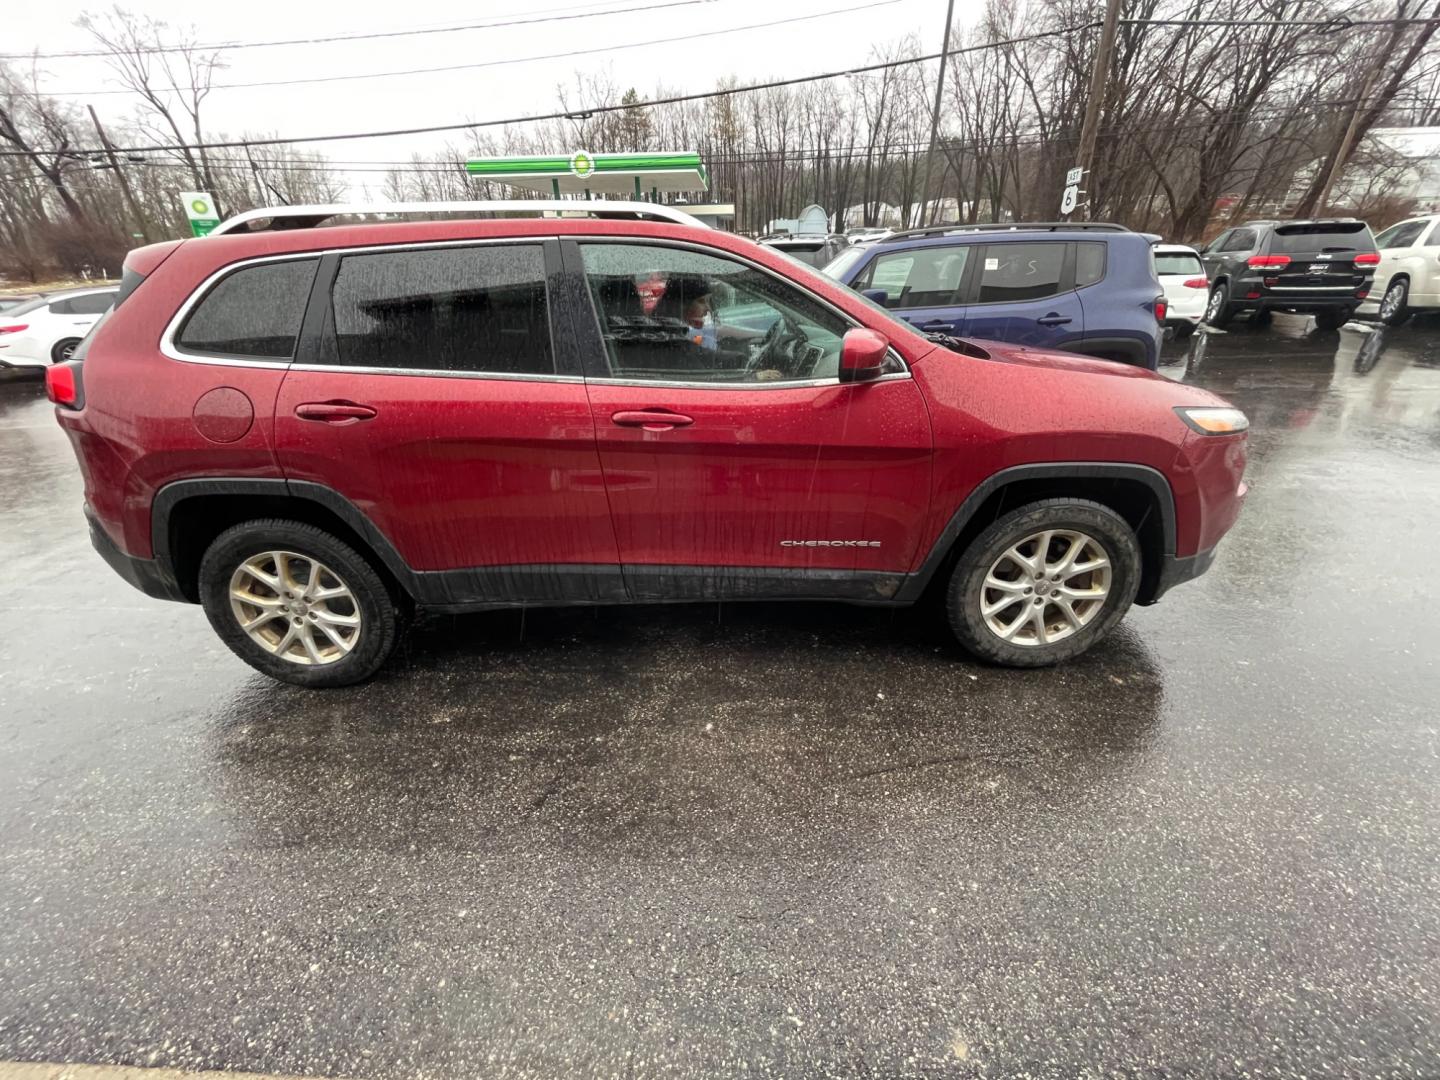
1310;63;1382;217
1068;0;1123;220
918;0;957;227
87;104;150;243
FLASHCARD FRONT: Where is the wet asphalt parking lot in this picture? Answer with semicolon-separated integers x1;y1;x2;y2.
1;316;1438;1080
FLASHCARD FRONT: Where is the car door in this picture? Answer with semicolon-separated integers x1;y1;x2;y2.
1199;230;1232;280
958;241;1083;351
272;239;622;603
1214;227;1258;282
849;242;970;335
1372;218;1430;305
564;239;933;601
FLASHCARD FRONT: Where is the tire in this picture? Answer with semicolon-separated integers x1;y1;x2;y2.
199;519;403;687
1204;283;1234;328
1378;278;1411;327
51;338;81;364
946;499;1141;668
1311;307;1351;331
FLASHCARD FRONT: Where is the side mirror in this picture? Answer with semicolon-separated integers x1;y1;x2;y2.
839;328;889;383
861;288;889;305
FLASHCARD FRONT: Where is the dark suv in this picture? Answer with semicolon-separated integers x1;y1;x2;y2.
822;223;1166;369
49;201;1248;687
1199;219;1379;330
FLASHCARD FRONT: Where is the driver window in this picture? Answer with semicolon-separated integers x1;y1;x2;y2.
579;243;850;384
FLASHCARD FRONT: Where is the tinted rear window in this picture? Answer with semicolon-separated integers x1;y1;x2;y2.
328;245;553;375
976;242;1065;303
177;259;318;358
67;291;117;315
1271;223;1372;254
1155;252;1203;275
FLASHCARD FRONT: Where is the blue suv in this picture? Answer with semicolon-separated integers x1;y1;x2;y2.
822;223;1166;369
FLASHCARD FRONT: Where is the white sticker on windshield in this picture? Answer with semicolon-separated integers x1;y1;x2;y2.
985;258;999;270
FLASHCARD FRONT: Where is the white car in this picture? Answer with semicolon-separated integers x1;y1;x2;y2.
1153;244;1209;338
1359;213;1440;325
0;287;118;367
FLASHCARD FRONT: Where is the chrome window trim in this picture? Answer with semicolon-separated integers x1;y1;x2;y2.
160;239;562;378
160;251;324;366
160;236;916;388
566;235;913;388
287;363;584;384
592;365;911;391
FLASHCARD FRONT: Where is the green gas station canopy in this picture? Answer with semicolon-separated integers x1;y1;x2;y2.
465;151;709;196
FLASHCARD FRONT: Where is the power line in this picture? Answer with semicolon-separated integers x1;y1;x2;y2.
0;0;720;60
0;26;1077;157
34;1;903;97
5;15;1436;158
10;93;1411;186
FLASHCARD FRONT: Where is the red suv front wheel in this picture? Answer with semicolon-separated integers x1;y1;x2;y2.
946;499;1142;667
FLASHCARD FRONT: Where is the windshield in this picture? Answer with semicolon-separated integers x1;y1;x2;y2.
821;246;867;279
1154;252;1203;275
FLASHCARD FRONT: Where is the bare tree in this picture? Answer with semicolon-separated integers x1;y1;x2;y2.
78;6;224;196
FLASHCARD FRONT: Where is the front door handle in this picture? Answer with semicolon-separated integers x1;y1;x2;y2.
915;320;953;331
1036;313;1073;327
295;400;377;425
611;409;694;431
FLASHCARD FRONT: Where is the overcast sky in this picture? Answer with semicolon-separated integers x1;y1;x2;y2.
10;0;961;196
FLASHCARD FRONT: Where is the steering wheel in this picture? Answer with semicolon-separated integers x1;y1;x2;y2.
744;311;806;379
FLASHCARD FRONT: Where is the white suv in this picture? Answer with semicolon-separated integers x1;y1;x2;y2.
1362;214;1440;326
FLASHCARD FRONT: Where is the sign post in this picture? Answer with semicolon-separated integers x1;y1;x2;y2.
180;191;220;237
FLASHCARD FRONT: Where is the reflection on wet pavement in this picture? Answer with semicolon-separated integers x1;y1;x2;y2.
1;318;1438;1078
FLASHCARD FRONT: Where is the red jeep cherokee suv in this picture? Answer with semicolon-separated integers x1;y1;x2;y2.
49;202;1248;687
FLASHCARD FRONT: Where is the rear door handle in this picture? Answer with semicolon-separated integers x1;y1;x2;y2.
611;409;694;431
1036;313;1073;327
915;320;954;331
295;401;377;425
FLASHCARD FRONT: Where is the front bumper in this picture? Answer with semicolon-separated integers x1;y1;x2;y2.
86;504;189;603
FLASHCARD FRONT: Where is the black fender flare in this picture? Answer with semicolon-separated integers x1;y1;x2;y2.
893;462;1177;603
151;477;420;594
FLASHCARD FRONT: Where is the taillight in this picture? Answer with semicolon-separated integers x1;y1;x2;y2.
1353;252;1379;266
1154;297;1167;322
1182;276;1208;289
1247;255;1291;268
1355;288;1369;299
0;323;28;334
45;361;83;409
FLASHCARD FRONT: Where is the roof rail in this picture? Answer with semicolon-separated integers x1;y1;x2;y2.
881;221;1131;241
208;199;708;236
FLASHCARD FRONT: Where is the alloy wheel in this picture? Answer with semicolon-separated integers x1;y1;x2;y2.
979;529;1112;646
229;550;361;665
1380;282;1405;320
1206;290;1225;322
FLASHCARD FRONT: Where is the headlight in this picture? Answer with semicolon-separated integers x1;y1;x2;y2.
1175;406;1249;434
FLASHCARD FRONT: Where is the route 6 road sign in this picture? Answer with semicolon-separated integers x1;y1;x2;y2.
1060;185;1079;215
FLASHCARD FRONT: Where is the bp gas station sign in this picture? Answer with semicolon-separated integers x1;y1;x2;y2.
465;151;708;198
180;191;220;237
